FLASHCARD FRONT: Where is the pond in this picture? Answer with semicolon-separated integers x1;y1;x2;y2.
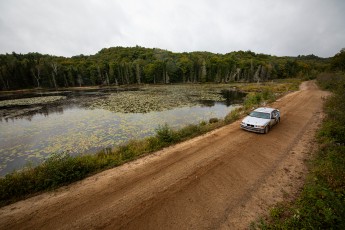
0;85;246;176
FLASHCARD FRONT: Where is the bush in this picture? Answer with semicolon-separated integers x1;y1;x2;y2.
156;124;177;144
0;152;100;206
209;117;219;123
262;89;276;102
244;92;262;109
225;108;241;124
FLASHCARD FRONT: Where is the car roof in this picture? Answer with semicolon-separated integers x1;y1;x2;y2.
253;107;276;113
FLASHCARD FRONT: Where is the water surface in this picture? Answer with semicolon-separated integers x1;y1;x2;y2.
0;102;239;176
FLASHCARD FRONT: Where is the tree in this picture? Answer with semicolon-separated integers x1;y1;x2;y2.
177;55;192;83
0;46;330;90
0;65;10;89
108;62;119;85
331;48;345;71
50;62;58;89
200;59;207;83
133;60;142;84
31;59;44;88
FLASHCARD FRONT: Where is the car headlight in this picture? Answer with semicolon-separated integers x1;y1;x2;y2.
256;125;265;128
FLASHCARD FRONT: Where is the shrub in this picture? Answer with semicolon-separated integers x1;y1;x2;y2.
209;117;219;123
225;108;241;124
244;92;262;109
155;124;177;144
262;89;276;102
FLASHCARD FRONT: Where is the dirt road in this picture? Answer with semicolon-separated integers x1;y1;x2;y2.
0;81;328;229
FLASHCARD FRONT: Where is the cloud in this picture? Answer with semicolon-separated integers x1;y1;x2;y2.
0;0;344;57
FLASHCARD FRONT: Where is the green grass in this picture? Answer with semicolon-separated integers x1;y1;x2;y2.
252;73;345;229
0;79;300;207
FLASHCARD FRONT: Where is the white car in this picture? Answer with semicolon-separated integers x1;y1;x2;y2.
240;107;280;134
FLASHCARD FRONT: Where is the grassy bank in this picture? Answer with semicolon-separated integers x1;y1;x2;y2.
253;73;345;229
0;79;300;207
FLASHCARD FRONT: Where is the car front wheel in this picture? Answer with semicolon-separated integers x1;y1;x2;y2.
264;125;270;134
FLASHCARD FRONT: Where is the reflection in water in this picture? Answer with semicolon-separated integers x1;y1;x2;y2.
221;90;247;106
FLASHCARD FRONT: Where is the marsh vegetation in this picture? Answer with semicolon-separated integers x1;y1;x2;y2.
0;84;250;176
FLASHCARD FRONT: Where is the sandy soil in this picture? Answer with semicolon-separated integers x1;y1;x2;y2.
0;81;329;230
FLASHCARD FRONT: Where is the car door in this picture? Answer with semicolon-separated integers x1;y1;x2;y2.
271;110;278;125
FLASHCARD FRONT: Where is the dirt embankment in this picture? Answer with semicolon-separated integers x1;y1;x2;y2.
0;81;329;229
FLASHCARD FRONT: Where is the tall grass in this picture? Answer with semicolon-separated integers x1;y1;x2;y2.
0;80;299;207
254;73;345;229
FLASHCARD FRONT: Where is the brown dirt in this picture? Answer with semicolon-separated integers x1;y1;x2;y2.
0;81;329;230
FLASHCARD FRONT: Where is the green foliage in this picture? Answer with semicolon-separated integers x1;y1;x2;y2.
244;92;262;109
156;124;177;144
331;48;345;71
0;152;100;206
224;108;242;124
255;73;345;229
209;117;219;123
317;72;345;91
243;89;275;109
318;73;345;144
0;47;328;90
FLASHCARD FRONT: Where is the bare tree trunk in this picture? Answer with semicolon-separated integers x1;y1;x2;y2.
77;74;83;87
250;59;254;81
166;72;170;84
105;72;110;85
31;68;41;88
201;60;207;83
254;65;262;83
234;68;241;82
260;66;267;82
51;73;57;89
51;63;58;89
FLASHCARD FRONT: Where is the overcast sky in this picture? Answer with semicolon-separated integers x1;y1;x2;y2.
0;0;344;58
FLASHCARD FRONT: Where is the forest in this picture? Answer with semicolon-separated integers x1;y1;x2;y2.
0;46;333;90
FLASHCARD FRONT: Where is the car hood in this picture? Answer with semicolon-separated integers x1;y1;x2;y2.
242;116;269;126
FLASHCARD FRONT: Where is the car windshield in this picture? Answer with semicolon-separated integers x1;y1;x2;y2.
249;111;270;119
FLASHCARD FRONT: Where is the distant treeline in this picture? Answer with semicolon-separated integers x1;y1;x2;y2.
0;46;336;90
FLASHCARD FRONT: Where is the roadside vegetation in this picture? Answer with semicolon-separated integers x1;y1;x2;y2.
0;79;300;207
252;72;345;229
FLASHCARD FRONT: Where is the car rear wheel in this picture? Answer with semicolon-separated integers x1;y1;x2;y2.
264;125;270;134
